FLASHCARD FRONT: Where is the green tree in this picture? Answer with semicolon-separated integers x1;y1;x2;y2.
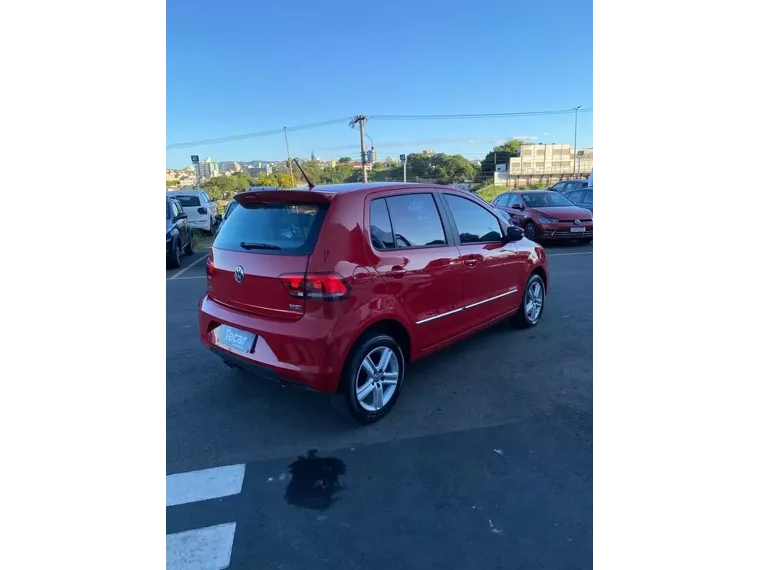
321;163;356;184
478;139;523;182
338;157;352;163
435;155;477;185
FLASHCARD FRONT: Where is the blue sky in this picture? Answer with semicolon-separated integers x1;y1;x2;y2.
166;0;593;168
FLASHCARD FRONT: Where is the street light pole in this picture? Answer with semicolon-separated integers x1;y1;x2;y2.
572;106;581;176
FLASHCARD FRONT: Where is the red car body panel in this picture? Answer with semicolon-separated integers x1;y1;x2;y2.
198;183;550;393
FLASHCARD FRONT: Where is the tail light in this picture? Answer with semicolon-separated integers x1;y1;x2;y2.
206;251;215;276
198;207;208;215
279;273;349;301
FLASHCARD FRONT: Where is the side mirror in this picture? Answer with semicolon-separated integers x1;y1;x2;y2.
505;226;524;242
175;213;188;221
512;203;524;210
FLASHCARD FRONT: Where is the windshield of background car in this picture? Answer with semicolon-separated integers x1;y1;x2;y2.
521;192;575;208
175;195;200;207
214;202;327;254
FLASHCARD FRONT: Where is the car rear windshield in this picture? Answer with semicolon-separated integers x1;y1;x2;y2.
214;201;328;255
174;195;200;207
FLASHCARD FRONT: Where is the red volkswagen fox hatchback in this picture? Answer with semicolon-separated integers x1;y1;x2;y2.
199;183;549;423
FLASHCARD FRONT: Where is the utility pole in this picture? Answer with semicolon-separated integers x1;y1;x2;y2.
400;154;407;182
283;127;295;188
572;106;581;176
349;115;368;183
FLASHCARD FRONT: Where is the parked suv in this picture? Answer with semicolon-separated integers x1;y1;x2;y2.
198;183;549;423
166;197;193;268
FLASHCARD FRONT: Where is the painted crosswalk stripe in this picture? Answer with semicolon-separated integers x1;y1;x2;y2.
166;465;246;569
167;464;245;507
166;522;236;570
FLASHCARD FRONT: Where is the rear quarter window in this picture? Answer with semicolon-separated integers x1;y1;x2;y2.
214;201;327;255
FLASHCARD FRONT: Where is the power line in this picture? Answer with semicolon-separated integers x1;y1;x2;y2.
166;117;353;150
166;108;592;150
371;108;592;121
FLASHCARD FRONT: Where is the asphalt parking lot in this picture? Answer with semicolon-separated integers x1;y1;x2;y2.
166;243;592;569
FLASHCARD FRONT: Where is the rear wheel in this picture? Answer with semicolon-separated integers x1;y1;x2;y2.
515;273;545;328
331;333;405;424
184;230;194;255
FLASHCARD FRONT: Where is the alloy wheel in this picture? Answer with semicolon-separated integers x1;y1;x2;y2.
355;346;400;412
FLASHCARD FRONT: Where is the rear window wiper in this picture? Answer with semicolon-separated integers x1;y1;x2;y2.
239;241;281;250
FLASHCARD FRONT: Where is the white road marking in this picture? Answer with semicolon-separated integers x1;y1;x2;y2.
169;253;209;280
167;275;207;281
547;251;593;257
167;523;236;570
167;464;245;507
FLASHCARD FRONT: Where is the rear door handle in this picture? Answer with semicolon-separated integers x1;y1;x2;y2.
386;266;406;278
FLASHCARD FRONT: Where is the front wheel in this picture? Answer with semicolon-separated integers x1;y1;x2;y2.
523;222;538;241
514;273;545;328
331;333;405;424
167;239;181;269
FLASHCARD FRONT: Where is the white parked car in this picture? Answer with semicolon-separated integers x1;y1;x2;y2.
166;189;218;234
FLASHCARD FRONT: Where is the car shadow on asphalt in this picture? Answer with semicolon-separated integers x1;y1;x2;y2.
195;317;531;431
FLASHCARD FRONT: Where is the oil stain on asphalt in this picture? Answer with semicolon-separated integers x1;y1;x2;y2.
285;449;345;510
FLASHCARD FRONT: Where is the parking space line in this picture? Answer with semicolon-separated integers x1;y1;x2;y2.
167;523;236;570
167;464;246;507
547;251;593;257
168;276;207;281
169;253;209;280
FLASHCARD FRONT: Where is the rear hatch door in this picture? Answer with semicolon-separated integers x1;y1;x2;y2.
207;191;330;320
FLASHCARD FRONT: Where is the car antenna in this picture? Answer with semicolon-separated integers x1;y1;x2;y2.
292;159;314;190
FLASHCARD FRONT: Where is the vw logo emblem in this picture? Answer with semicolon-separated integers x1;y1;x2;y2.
234;266;245;283
574;219;582;225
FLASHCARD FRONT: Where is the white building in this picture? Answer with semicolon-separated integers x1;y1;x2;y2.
197;157;219;179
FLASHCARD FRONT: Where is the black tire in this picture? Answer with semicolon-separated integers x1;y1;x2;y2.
514;273;546;328
578;238;592;245
167;238;181;268
523;221;538;241
330;333;406;424
184;230;194;255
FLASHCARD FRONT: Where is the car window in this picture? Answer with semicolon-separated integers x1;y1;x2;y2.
384;193;447;248
553;182;565;193
201;191;211;203
369;199;395;250
175;195;201;207
214;201;327;254
171;201;180;218
443;194;503;244
224;201;239;220
583;190;593;204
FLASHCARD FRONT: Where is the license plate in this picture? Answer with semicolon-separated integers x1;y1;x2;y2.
215;324;256;354
570;227;586;233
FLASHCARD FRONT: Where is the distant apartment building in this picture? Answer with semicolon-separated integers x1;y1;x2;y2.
197;157;219;179
509;144;593;176
247;162;273;177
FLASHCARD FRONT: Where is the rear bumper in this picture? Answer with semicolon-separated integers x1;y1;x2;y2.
198;294;343;393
